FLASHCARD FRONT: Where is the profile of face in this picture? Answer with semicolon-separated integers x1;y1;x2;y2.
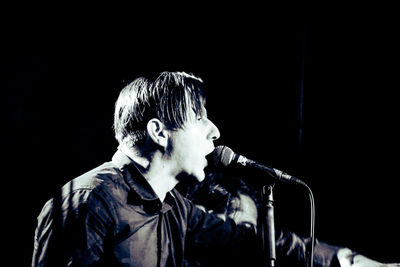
167;105;220;182
198;192;258;230
227;193;258;229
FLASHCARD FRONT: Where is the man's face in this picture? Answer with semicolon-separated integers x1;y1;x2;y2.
228;193;258;229
167;106;220;182
208;193;258;230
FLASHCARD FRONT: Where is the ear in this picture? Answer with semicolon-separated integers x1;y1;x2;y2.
146;118;169;148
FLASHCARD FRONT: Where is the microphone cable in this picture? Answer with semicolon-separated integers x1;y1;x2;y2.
304;183;315;267
268;170;315;267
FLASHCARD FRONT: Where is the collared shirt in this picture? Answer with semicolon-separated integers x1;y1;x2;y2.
32;150;256;267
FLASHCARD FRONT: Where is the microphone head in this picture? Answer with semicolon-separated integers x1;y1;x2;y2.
211;145;235;168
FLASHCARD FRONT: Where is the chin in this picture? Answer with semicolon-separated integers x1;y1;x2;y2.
190;169;206;182
196;173;206;182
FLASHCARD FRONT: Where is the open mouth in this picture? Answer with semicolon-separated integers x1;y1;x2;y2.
206;146;215;156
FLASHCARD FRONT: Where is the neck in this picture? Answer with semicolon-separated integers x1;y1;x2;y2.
146;170;179;202
121;145;179;202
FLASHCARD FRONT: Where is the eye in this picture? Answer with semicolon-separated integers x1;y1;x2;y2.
196;114;205;121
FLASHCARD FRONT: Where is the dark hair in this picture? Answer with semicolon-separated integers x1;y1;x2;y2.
185;172;258;215
113;71;206;146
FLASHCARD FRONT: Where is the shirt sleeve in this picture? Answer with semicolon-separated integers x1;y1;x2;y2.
32;189;116;266
276;231;342;267
184;199;342;267
185;199;261;266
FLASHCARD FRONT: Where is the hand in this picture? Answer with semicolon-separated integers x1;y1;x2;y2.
337;248;400;267
351;254;400;267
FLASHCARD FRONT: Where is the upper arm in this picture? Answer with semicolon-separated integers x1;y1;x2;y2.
185;200;259;265
32;189;116;266
186;198;256;249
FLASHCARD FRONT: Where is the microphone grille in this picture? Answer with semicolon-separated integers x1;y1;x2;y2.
212;145;234;168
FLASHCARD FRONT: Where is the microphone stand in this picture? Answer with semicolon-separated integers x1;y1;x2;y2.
261;183;315;267
261;184;276;267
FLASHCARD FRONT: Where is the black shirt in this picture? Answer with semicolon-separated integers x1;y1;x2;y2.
32;150;256;266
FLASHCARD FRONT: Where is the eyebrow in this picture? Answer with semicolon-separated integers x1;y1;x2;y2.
191;105;208;118
203;108;208;117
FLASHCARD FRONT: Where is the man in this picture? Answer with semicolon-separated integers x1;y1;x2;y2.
32;72;255;266
32;71;399;266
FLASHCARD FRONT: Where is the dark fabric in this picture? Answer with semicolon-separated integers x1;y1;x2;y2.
32;150;256;267
275;231;342;267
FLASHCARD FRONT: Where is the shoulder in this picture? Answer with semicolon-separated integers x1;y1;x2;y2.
38;162;129;220
64;161;129;201
68;161;123;191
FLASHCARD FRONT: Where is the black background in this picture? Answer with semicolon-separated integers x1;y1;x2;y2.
3;7;399;266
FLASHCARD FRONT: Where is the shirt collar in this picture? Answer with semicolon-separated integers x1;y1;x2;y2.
112;149;159;201
111;149;175;213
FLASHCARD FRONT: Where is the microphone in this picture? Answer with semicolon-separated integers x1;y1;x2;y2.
211;145;307;186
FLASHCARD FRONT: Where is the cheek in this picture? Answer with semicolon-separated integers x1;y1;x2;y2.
168;125;208;176
169;134;199;166
175;128;206;154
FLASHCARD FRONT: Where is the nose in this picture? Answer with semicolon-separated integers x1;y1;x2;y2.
207;119;220;141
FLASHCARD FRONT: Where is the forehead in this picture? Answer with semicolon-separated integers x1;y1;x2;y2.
238;194;257;214
187;100;207;117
